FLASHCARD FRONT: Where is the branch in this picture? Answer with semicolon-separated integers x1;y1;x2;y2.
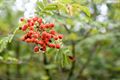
63;24;71;33
16;42;21;79
67;41;76;80
76;43;98;79
43;53;52;80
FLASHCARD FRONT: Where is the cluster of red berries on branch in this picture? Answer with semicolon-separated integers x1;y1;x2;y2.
19;17;63;52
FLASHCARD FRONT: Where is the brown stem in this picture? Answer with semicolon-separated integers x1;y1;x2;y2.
43;53;52;80
16;42;21;80
67;41;76;80
6;64;10;80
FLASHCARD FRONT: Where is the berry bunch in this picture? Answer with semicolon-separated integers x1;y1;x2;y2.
19;17;63;52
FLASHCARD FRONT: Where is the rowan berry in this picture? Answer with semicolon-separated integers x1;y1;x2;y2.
34;46;39;52
49;23;54;28
33;17;38;22
22;25;28;31
56;44;60;49
20;17;24;21
38;40;44;46
50;30;56;35
54;36;58;40
58;34;63;39
38;18;42;24
19;16;63;52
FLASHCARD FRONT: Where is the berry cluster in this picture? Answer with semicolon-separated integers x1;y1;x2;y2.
19;17;63;52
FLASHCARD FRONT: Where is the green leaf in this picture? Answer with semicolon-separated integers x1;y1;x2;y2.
0;56;3;60
90;28;98;35
79;5;91;17
44;4;58;10
45;64;56;69
0;27;19;52
68;33;78;40
66;18;74;25
58;0;72;4
36;1;45;11
43;0;48;5
0;36;9;52
54;48;71;67
57;3;67;13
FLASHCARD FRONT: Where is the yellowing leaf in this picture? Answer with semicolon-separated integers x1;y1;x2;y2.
69;33;78;40
44;4;58;10
90;28;98;35
79;5;91;17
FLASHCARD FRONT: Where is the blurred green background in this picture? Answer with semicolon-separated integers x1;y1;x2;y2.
0;0;120;80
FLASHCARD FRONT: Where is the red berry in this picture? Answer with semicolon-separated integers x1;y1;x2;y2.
46;33;51;39
29;30;34;34
40;24;45;30
48;43;55;48
34;39;39;43
44;24;49;28
38;40;44;45
50;30;56;35
54;36;58;40
55;44;60;49
29;22;34;26
20;17;24;21
44;39;49;45
49;23;54;28
33;17;38;22
25;38;32;43
34;33;39;38
22;25;28;31
31;38;36;43
30;26;34;30
34;46;39;52
42;31;47;37
58;34;63;39
27;19;31;23
38;18;42;24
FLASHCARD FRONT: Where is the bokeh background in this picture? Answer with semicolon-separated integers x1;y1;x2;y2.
0;0;120;80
